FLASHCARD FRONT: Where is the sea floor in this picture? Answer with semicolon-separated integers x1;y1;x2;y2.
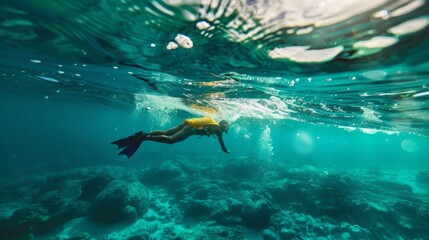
0;156;428;240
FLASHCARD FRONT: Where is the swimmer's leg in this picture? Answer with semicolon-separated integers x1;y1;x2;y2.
148;123;186;136
145;125;195;144
111;131;147;159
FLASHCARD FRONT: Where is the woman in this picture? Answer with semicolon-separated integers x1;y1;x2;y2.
112;116;230;158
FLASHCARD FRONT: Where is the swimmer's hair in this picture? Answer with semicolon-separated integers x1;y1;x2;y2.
219;120;229;133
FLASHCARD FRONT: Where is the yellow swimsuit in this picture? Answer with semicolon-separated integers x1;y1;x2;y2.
184;116;220;130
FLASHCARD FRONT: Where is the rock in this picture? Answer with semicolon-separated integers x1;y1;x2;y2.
221;157;263;180
416;172;429;185
188;182;222;200
242;199;272;229
266;180;290;202
211;199;242;225
143;210;158;221
279;228;296;240
229;199;244;214
67;232;95;240
139;164;182;186
10;204;49;227
127;233;150;240
348;224;370;239
79;174;113;200
261;228;279;240
178;225;244;239
372;180;412;193
184;199;214;219
89;180;150;223
295;215;307;224
0;204;50;239
340;232;352;240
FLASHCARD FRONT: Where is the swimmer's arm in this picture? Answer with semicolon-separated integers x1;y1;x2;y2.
216;131;230;154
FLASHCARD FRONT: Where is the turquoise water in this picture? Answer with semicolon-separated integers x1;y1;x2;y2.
1;1;429;239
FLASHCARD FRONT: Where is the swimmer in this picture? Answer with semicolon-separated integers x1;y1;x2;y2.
112;116;230;158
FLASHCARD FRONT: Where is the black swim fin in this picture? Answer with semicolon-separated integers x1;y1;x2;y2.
111;131;146;158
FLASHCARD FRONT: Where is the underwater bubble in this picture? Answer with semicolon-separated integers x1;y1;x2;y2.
113;66;118;69
30;59;41;63
292;131;314;155
259;125;274;161
401;139;418;152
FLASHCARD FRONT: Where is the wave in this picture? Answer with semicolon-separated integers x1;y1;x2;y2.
0;0;428;135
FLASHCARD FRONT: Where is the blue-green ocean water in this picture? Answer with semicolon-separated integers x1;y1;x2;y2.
1;1;429;240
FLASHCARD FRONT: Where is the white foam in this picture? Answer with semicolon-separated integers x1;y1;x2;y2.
166;41;178;50
268;46;310;59
413;91;429;98
37;76;59;83
361;107;382;123
372;10;390;20
338;126;399;135
287;46;344;63
389;17;429;35
196;21;211;30
362;70;387;80
390;0;425;17
353;36;397;48
296;27;314;35
152;1;175;16
174;34;193;48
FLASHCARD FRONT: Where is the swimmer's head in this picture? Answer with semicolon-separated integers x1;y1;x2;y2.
219;120;229;133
